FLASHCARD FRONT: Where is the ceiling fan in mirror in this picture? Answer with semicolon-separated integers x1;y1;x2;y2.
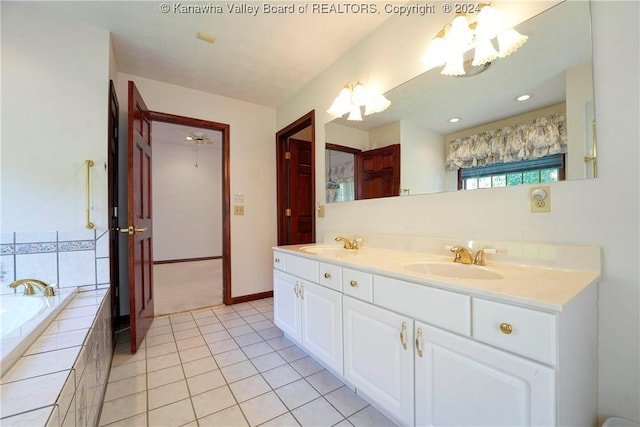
185;132;212;167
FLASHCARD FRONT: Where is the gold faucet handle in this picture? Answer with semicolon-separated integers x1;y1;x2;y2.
474;249;486;265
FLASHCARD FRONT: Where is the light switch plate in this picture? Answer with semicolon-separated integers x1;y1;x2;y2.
234;205;245;216
530;186;550;213
317;204;325;218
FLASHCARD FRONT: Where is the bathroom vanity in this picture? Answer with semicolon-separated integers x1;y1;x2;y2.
273;236;600;427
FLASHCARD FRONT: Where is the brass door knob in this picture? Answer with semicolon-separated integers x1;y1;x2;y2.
500;323;513;335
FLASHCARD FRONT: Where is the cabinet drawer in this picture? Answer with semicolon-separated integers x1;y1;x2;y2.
473;298;557;366
374;275;470;336
286;255;319;283
273;252;286;271
318;262;342;292
342;268;373;302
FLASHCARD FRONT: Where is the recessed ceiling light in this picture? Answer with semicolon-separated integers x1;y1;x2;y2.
448;117;461;123
515;94;532;102
196;32;216;44
186;136;193;141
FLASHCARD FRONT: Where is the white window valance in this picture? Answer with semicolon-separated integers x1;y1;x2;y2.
446;113;567;171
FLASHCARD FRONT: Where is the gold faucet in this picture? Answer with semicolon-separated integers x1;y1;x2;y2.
9;279;56;296
450;246;474;264
335;236;360;250
450;246;489;266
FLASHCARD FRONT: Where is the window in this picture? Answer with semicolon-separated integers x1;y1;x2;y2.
459;154;565;190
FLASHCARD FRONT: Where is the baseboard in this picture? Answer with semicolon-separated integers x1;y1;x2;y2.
153;256;222;265
229;291;273;304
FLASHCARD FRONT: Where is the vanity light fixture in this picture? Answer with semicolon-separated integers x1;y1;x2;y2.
421;3;528;76
327;82;391;121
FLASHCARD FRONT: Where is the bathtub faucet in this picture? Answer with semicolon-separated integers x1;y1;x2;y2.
9;279;56;296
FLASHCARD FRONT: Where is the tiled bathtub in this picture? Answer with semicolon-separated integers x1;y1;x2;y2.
0;289;112;426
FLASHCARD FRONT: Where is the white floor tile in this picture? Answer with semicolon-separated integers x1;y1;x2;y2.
103;374;147;402
242;341;274;359
220;360;259;383
305;370;344;395
147;352;181;372
228;374;271;402
98;391;146;425
182;356;218;378
290;356;324;377
348;405;397;427
324;386;368;417
148;398;196;427
147;365;184;389
275;379;321;410
258;412;301;427
214;348;248;367
291;397;344;427
187;369;227;396
148;379;189;410
191;385;237;419
239;391;288;426
250;352;287;373
261;364;302;389
179;344;212;363
197;405;249;427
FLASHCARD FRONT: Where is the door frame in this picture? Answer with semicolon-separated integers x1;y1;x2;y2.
276;110;316;245
148;111;232;305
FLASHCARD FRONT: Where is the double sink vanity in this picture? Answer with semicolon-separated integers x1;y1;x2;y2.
273;234;600;427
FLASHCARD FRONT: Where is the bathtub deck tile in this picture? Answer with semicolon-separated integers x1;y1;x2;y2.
26;329;87;355
1;346;79;383
0;371;68;418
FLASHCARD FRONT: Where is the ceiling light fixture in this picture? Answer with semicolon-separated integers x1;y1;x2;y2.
327;82;391;121
448;117;461;123
515;94;532;102
185;132;212;167
421;3;528;76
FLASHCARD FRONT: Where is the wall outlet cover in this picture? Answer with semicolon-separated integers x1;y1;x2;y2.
530;186;551;213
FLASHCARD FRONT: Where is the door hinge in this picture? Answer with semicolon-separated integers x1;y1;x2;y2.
284;152;291;160
285;208;291;217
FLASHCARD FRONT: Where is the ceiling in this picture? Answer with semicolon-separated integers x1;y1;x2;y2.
17;1;390;108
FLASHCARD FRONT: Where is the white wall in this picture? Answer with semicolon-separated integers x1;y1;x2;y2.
1;3;111;232
566;62;595;180
116;73;276;299
152;140;222;261
400;120;446;195
277;1;640;423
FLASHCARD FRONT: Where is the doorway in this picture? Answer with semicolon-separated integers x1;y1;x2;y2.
276;111;316;245
151;121;225;315
149;111;232;309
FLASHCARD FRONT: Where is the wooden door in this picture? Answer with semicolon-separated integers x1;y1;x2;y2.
107;80;120;339
277;137;315;245
127;81;154;353
355;144;400;199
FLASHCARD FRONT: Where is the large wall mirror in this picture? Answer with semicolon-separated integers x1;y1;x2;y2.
325;1;594;203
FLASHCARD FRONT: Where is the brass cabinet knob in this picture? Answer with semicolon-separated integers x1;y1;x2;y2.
324;272;331;279
350;280;358;287
500;323;513;335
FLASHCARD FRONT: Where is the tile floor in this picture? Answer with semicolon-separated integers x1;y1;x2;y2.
98;298;397;427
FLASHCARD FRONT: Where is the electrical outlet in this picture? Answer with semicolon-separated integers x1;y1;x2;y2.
530;186;551;213
233;205;244;216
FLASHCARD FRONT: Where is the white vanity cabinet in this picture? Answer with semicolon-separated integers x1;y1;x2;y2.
272;246;598;427
273;254;343;374
343;295;415;427
414;322;556;427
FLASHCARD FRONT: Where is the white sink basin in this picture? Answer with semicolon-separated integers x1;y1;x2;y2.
299;245;350;255
404;262;503;280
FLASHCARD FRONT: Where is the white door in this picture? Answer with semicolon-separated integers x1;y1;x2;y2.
415;322;556;427
273;270;301;342
343;296;414;426
300;282;343;374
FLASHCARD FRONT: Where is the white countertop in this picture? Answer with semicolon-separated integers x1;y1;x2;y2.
273;244;600;312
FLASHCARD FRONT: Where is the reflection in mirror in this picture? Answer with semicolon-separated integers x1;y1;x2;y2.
324;1;594;202
325;144;360;203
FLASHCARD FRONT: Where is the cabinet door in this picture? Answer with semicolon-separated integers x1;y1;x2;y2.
415;322;556;427
300;282;343;374
343;296;414;426
273;270;301;343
